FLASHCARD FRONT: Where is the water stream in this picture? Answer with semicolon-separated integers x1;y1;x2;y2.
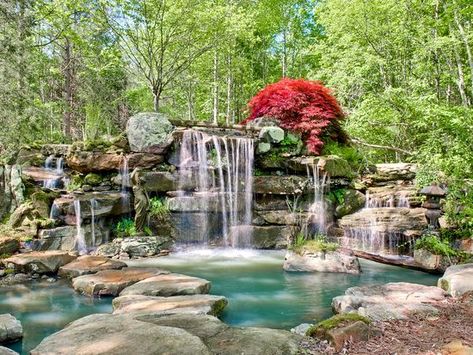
42;155;64;189
73;199;87;254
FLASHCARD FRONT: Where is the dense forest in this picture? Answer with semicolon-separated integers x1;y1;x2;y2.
1;0;472;230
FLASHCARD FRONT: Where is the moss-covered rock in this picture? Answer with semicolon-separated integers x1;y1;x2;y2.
334;189;366;218
84;173;103;186
15;147;44;167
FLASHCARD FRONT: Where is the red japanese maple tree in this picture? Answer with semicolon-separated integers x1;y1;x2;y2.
242;78;347;154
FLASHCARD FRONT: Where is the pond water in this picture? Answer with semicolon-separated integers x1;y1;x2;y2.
0;281;112;354
127;249;439;328
2;250;438;354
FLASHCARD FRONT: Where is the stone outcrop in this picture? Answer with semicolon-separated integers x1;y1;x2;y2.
228;225;292;249
126;112;174;154
438;264;473;297
4;251;76;274
120;273;211;297
0;346;19;355
253;176;308;195
283;250;361;274
0;314;22;344
58;256;127;279
414;249;449;272
94;236;173;259
71;267;169;296
112;295;227;316
332;282;446;321
31;313;302;355
0;165;24;223
0;238;20;256
362;163;416;186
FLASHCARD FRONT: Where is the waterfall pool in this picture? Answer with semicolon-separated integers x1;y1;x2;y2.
3;250;438;354
127;249;438;328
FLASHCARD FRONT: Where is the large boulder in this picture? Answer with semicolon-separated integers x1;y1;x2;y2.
142;171;178;192
414;249;449;272
286;156;352;178
112;295;227;316
228;225;292;249
58;256;127;279
120;273;211;297
4;251;76;274
0;314;22;344
126;112;174;154
438;264;473;297
283;250;361;274
0;346;19;355
94;236;173;259
253;176;307;195
71;267;169;296
0;238;20;256
334;189;366;218
332;282;446;321
31;313;302;355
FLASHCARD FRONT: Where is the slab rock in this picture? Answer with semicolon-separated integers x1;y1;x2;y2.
120;273;211;297
126;112;174;154
332;282;446;321
0;314;22;344
58;256;127;279
32;313;302;355
113;295;227;316
0;346;19;355
72;267;169;296
438;263;473;297
284;250;361;274
4;251;76;274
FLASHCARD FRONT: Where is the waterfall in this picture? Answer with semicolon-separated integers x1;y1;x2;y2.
120;155;131;214
73;200;87;254
43;155;64;189
49;202;59;220
305;164;329;236
342;190;414;256
90;198;97;247
177;129;254;247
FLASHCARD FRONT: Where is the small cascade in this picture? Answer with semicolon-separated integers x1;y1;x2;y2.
49;202;59;220
177;129;254;247
73;200;87;254
342;190;415;256
119;155;131;214
305;164;330;235
43;155;65;189
90;198;97;247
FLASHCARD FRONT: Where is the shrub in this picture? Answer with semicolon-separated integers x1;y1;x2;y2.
242;78;347;154
149;197;170;219
114;218;136;238
415;235;458;257
291;233;339;254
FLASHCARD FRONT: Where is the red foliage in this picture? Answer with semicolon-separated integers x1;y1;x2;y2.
242;78;346;154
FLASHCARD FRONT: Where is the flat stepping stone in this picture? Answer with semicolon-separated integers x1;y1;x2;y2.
58;256;127;279
0;346;19;355
119;273;211;297
72;267;169;296
0;314;23;344
332;282;446;321
113;295;227;316
4;251;76;274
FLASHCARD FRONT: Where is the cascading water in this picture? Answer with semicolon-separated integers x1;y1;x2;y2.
342;190;415;255
73;200;87;254
90;198;97;247
43;155;65;189
305;164;329;235
120;155;131;214
177;129;254;247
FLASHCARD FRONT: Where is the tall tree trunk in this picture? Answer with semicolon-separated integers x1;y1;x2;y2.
454;7;473;100
212;50;219;124
282;29;287;78
152;85;160;112
453;44;470;106
63;37;74;138
226;55;232;125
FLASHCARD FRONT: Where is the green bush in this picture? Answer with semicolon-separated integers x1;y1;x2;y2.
322;140;365;171
149;197;170;219
415;235;458;257
114;218;136;238
291;234;339;254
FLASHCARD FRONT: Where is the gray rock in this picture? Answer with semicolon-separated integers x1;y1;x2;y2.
0;346;19;355
4;251;77;274
113;295;227;316
332;282;446;321
71;267;170;296
414;249;449;272
291;323;313;336
120;236;171;258
257;142;271;154
259;126;284;143
120;273;210;297
58;256;127;279
334;189;366;218
228;225;292;249
438;263;473;297
126;112;174;154
31;313;211;355
253;175;308;195
283;250;361;274
0;238;20;256
0;314;22;344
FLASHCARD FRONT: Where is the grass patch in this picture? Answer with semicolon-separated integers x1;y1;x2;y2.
415;234;459;257
149;197;170;219
307;313;371;337
291;234;339;254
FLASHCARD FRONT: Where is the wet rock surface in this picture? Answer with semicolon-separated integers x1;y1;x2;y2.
113;294;227;316
58;255;127;279
283;250;361;274
4;251;76;274
71;267;169;296
0;314;22;344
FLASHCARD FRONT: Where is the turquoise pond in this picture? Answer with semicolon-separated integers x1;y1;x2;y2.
3;249;438;354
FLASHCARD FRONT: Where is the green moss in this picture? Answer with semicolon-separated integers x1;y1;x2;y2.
307;313;371;337
84;173;103;186
3;268;15;275
83;138;113;151
291;234;339;254
0;253;12;259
